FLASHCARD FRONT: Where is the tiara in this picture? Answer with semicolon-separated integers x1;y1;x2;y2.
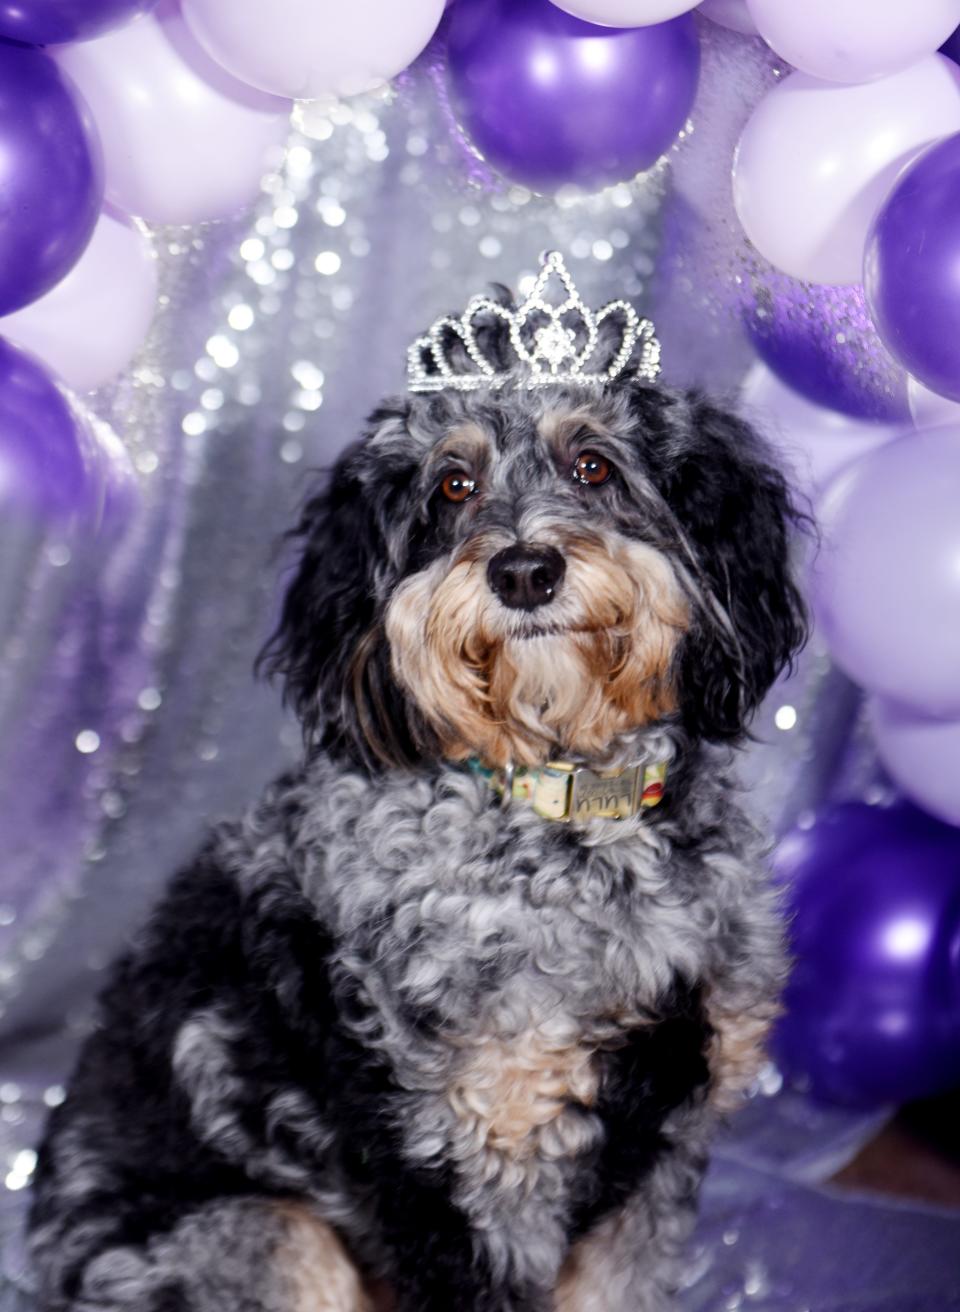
407;250;661;393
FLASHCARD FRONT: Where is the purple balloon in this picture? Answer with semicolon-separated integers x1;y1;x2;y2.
446;0;700;192
0;0;158;44
865;132;960;404
940;23;960;64
0;338;102;519
744;280;909;424
774;802;960;1108
0;44;103;316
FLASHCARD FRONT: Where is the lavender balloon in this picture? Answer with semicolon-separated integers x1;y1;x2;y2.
872;698;960;829
181;0;444;101
0;0;158;44
774;802;960;1108
909;374;960;430
549;0;698;21
0;339;100;520
0;44;103;316
0;212;158;393
813;427;960;718
739;363;902;503
56;7;290;226
748;0;960;84
865;132;960;404
697;0;757;33
447;0;700;192
733;56;960;286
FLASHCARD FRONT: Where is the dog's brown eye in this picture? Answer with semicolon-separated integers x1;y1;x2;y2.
441;472;477;503
573;452;612;486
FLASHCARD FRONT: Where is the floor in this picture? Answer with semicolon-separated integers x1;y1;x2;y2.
832;1091;960;1209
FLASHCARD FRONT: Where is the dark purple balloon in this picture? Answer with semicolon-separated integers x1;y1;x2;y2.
773;802;960;1109
0;338;100;518
940;23;960;65
447;0;700;192
865;132;960;404
0;43;103;315
744;282;909;423
0;0;158;45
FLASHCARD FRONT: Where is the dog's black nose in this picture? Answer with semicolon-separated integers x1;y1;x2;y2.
487;545;566;610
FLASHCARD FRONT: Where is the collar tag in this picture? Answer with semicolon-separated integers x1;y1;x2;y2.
570;765;639;822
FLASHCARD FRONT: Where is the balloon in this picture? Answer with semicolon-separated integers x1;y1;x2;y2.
0;0;158;44
0;340;127;523
181;0;444;100
872;699;960;828
697;0;758;33
0;45;103;317
740;363;903;503
812;427;960;717
548;0;698;24
733;56;960;285
747;0;960;84
865;133;960;405
0;214;158;394
447;0;700;192
773;802;960;1108
744;281;909;423
56;6;290;226
909;375;960;431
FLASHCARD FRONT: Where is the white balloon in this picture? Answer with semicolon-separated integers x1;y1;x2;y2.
747;0;960;84
549;0;698;25
698;0;758;34
56;8;290;225
181;0;445;100
740;362;904;502
908;375;960;431
0;212;158;393
733;56;960;285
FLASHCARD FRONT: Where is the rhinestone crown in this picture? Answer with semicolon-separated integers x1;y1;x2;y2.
407;250;661;393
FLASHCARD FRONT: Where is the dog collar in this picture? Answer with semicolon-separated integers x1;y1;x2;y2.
467;757;668;823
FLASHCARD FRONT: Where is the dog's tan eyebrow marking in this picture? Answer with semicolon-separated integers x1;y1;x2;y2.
429;422;492;470
538;408;612;459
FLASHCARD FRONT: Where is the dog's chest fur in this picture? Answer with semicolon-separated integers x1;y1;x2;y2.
292;753;725;1013
224;752;756;1289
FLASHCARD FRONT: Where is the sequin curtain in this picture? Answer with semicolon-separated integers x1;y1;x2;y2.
2;20;943;1312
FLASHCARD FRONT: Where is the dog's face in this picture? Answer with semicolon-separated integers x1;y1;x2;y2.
262;375;807;771
382;394;689;767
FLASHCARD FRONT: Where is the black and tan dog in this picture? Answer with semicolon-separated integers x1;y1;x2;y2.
29;253;806;1312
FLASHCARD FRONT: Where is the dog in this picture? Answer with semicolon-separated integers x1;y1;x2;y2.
28;252;807;1312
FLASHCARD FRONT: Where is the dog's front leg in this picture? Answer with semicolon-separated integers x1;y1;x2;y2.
702;855;789;1113
554;1106;710;1312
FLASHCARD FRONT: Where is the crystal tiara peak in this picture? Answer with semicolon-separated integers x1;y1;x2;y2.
407;250;661;394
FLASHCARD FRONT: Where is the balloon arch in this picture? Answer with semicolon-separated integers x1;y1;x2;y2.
2;0;960;1117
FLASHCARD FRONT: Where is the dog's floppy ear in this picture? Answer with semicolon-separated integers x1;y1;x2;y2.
258;406;424;768
646;392;809;742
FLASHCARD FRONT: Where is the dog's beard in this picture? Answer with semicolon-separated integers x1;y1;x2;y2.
385;532;688;767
